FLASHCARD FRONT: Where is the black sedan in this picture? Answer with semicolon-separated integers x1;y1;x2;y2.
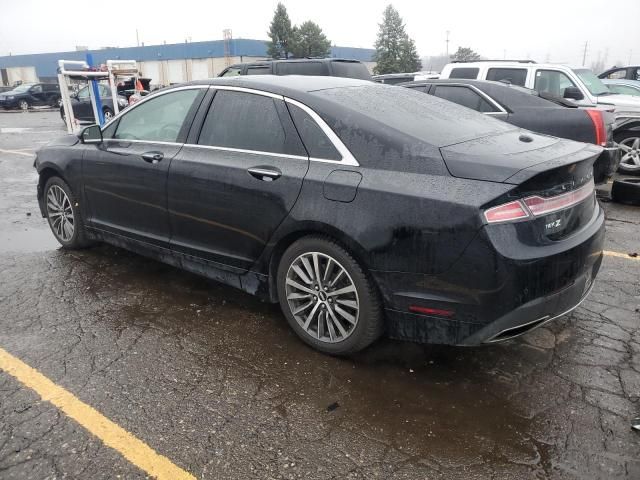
401;79;620;183
60;84;128;124
34;77;604;355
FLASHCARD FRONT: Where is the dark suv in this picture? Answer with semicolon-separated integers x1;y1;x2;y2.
0;83;61;110
218;58;372;80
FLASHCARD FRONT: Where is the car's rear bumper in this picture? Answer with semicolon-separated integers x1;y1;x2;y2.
593;145;620;184
374;203;605;346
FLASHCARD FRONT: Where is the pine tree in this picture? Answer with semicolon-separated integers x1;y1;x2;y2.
373;5;420;74
267;3;295;59
450;47;481;62
290;21;331;58
399;35;422;72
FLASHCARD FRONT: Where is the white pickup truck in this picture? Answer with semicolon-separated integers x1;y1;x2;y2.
439;61;640;173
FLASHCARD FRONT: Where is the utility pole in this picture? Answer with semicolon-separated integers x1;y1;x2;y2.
582;41;588;66
223;29;232;67
629;49;633;64
445;31;450;58
136;29;140;47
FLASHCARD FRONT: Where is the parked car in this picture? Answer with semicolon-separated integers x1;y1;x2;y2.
439;61;640;174
602;79;640;97
218;58;372;80
373;72;439;85
0;82;61;110
400;79;620;181
598;66;640;82
35;77;604;355
60;84;128;124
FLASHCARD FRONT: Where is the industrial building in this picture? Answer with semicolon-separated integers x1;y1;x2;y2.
0;39;376;87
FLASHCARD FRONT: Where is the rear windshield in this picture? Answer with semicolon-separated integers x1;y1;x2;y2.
312;84;514;147
330;61;371;80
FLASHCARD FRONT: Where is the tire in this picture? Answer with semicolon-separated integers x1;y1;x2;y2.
615;131;640;175
611;178;640;206
19;99;29;111
103;108;114;122
51;96;61;108
276;236;383;355
44;177;92;249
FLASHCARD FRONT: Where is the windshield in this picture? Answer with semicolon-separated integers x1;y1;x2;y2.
11;84;33;93
573;69;610;96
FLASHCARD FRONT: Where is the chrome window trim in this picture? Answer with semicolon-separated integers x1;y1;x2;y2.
100;84;210;132
208;85;283;100
431;83;507;114
284;97;360;166
103;138;184;147
182;143;308;161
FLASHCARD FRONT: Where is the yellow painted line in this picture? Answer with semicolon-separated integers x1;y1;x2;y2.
0;346;196;480
0;148;35;157
603;250;640;261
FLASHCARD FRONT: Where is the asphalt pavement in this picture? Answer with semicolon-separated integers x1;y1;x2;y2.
0;111;639;479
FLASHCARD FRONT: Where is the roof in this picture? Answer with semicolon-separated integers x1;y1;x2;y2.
187;75;373;97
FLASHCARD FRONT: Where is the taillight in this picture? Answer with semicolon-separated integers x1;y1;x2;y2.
586;109;607;146
484;180;595;224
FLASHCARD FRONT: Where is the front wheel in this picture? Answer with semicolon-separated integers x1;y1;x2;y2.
277;236;383;355
44;177;91;249
616;132;640;175
19;100;29;111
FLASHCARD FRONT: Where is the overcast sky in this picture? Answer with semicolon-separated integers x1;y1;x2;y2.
1;0;638;67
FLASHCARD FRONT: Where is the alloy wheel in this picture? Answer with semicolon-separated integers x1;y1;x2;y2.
619;137;640;172
46;185;74;242
103;110;113;121
19;100;28;111
285;252;359;343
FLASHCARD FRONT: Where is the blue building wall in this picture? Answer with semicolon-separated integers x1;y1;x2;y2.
0;39;375;79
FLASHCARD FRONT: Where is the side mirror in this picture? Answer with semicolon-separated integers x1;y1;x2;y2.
563;86;584;101
81;124;103;144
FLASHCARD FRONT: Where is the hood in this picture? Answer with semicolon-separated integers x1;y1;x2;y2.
440;130;602;184
597;93;640;110
45;134;80;148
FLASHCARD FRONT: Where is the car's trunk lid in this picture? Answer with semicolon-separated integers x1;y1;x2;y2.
440;130;602;184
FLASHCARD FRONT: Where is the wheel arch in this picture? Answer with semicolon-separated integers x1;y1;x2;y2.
264;222;373;303
614;121;640;140
37;165;66;217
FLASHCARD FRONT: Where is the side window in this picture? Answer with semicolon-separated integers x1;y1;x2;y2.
77;87;90;99
534;70;578;98
604;69;627;79
486;68;527;86
432;85;498;113
99;84;111;97
31;85;43;94
275;62;330;76
288;103;341;161
449;67;479;79
198;90;298;155
246;66;271;75
221;67;241;77
114;89;201;142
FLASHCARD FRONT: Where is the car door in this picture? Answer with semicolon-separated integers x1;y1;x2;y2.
82;87;206;248
167;87;309;271
73;87;94;120
28;84;45;105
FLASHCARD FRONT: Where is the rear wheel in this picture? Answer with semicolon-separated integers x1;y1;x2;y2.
103;108;114;122
615;132;640;175
44;177;91;249
19;100;29;111
277;236;383;355
611;178;640;206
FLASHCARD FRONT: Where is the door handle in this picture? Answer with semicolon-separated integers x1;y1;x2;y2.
247;167;282;181
141;151;164;164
